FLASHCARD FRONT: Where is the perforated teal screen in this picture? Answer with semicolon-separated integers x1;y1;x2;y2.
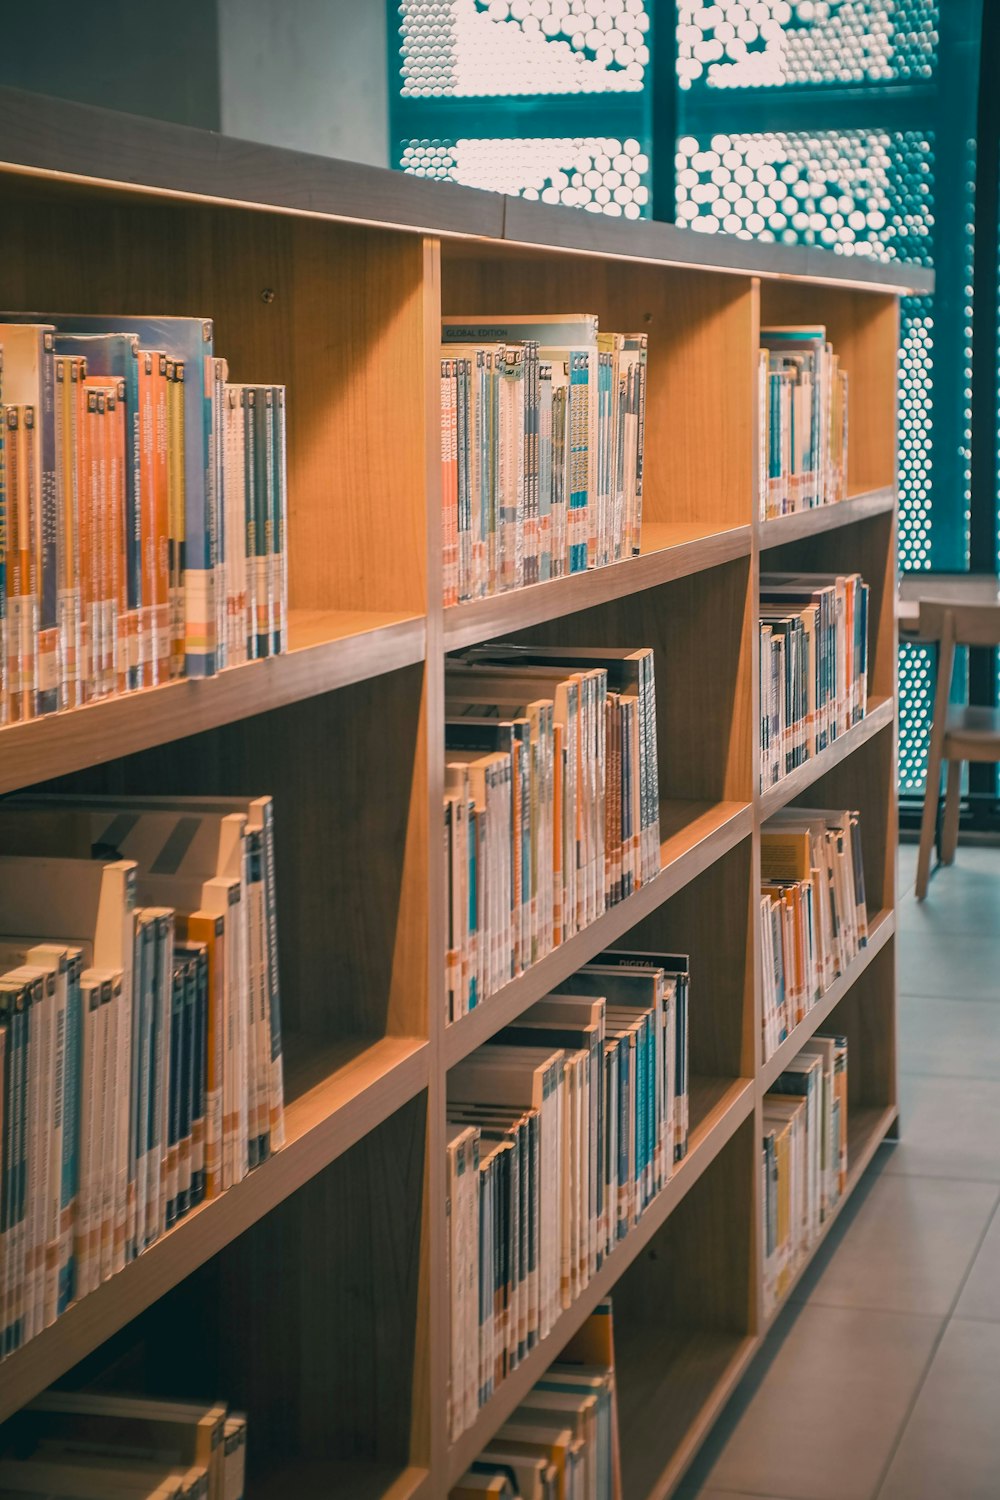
400;134;651;213
391;0;978;795
399;0;651;96
676;1;938;91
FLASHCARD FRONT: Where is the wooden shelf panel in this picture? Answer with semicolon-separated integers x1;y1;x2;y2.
757;486;895;550
761;1102;898;1337
616;1330;759;1500
443;525;752;651
0;1034;429;1425
445;1076;754;1486
759;908;895;1093
756;696;895;822
0;610;426;795
251;1461;429;1500
444;800;752;1067
0;86;932;294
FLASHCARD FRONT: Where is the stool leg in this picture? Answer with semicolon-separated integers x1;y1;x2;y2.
942;759;961;865
916;741;944;901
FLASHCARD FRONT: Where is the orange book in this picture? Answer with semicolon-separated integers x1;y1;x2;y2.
5;405;38;722
138;349;171;685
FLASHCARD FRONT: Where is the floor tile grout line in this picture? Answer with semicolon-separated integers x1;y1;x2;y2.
870;1188;1000;1499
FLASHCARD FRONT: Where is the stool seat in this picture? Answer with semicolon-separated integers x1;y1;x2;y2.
944;704;1000;761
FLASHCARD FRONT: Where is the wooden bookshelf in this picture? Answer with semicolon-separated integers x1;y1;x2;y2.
0;87;916;1499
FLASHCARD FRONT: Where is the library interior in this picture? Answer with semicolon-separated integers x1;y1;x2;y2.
0;2;996;1498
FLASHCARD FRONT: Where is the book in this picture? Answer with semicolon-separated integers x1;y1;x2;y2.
456;1299;621;1494
758;326;850;519
0;314;288;715
762;1038;848;1314
440;315;647;598
0;794;282;1361
759;571;869;790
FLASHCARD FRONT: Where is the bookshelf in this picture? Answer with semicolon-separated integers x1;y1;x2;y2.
0;86;924;1500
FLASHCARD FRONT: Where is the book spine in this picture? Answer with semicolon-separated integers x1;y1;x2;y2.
182;325;219;678
167;360;187;679
58;957;81;1312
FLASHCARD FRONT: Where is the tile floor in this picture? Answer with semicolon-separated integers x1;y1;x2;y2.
679;840;1000;1500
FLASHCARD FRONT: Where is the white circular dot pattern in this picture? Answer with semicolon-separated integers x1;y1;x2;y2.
399;0;650;96
676;0;937;90
400;136;650;215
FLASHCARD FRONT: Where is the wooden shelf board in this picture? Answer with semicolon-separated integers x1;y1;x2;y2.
757;486;895;549
444;800;753;1067
445;1076;754;1486
0;1033;429;1425
756;696;895;821
759;908;895;1093
0;86;932;294
0;610;426;794
442;525;752;651
761;1101;898;1337
616;1328;760;1500
251;1460;430;1500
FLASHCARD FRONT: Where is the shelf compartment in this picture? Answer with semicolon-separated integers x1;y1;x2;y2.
757;696;894;821
445;1076;755;1486
0;610;426;795
444;799;752;1067
760;1102;898;1337
0;1035;429;1426
757;485;895;549
617;1331;759;1500
759;907;895;1093
612;1112;758;1499
443;524;752;651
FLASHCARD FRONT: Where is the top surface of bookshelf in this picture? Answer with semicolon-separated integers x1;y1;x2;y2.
0;86;933;296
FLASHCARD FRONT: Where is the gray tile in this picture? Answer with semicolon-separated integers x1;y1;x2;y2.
955;1204;1000;1322
898;930;1000;1002
897;871;1000;937
898;995;1000;1079
882;1074;1000;1182
878;1319;1000;1500
791;1173;997;1315
700;1304;941;1500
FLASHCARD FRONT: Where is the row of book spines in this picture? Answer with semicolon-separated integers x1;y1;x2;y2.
3;1391;246;1500
0;322;287;702
0;939;245;1357
758;575;870;788
439;332;646;607
446;967;688;1432
759;809;869;1062
445;692;650;1018
0;877;282;1359
758;342;849;519
452;1302;619;1500
763;1037;848;1310
443;647;661;1022
0;374;286;716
